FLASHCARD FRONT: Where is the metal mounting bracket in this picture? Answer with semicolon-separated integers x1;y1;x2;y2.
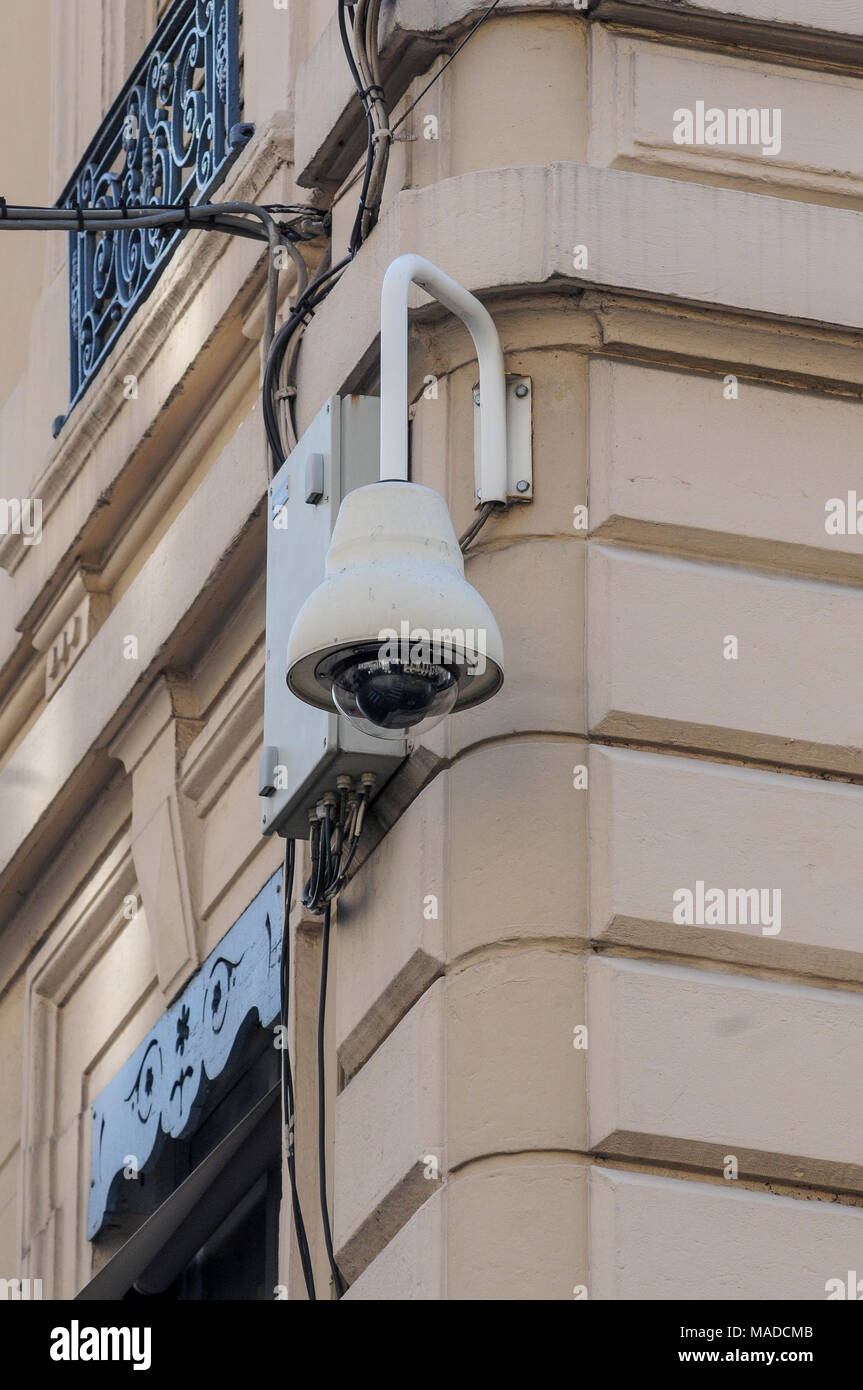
473;375;533;505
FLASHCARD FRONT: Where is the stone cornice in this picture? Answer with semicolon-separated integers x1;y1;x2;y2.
295;160;863;446
590;1;863;69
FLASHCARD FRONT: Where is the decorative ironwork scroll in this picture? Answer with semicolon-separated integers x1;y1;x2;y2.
56;0;251;418
87;868;282;1238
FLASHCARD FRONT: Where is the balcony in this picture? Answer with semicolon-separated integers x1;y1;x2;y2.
55;0;251;424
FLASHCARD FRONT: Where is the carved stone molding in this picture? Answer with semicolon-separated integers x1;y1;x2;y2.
179;658;264;818
19;838;138;1297
30;567;109;700
109;675;204;1000
87;866;282;1238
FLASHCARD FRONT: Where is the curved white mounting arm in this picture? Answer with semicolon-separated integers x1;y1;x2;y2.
379;254;508;504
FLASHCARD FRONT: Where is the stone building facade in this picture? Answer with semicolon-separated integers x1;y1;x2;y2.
1;0;863;1300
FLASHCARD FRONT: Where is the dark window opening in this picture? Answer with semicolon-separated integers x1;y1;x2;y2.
86;1023;282;1302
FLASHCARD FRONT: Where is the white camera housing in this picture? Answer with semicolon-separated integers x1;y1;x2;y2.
286;480;504;741
262;255;521;839
260;395;408;839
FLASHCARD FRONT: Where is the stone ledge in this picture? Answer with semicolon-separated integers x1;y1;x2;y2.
592;0;863;65
297;160;863;446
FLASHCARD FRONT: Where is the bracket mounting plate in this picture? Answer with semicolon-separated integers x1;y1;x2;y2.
473;374;533;505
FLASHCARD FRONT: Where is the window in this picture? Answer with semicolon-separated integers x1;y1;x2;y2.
56;0;247;417
81;1027;281;1302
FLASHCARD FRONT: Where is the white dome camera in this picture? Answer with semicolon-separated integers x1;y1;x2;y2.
286;480;504;741
286;254;515;743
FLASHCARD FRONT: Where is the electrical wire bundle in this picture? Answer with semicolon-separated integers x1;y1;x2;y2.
339;0;390;253
0;197;323;371
278;838;317;1300
0;197;320;241
301;773;375;914
280;772;376;1300
261;0;393;469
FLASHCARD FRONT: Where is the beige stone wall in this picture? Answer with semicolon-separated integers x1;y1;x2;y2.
1;0;863;1300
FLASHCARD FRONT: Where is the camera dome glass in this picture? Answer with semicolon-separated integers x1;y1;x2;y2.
332;658;458;741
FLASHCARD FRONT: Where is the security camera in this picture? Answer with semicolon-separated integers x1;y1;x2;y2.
286;253;515;744
286;480;504;741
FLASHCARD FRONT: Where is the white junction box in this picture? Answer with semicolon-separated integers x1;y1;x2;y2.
260;395;407;839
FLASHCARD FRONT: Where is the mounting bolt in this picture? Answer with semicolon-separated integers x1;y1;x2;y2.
516;479;530;493
515;383;529;398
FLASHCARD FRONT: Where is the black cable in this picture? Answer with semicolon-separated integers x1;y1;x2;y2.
317;902;346;1298
302;817;324;911
323;803;333;887
459;499;500;551
350;128;376;255
258;0;388;469
0;202;318;246
326;831;360;900
307;819;324;911
392;0;504;136
332;785;348;867
325;785;368;900
339;0;376;255
338;0;366;109
269;244;333;450
262;1;392;465
262;254;352;466
280;837;317;1300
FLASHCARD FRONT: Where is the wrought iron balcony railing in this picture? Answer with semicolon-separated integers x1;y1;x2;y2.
55;0;251;424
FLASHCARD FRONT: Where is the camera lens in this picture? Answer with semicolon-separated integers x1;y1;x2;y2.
332;659;458;740
355;666;447;728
